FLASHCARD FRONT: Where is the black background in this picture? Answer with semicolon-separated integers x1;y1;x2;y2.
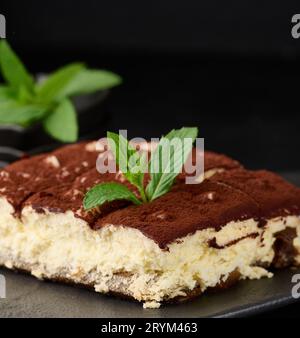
2;0;300;170
1;0;300;318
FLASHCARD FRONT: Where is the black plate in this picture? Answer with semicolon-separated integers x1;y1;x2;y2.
0;265;299;318
0;173;299;318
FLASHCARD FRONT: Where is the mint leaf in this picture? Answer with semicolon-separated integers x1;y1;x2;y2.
83;182;141;210
0;41;122;143
146;127;198;201
35;63;84;103
107;131;147;201
83;127;198;210
128;151;148;187
0;40;34;91
17;85;34;103
0;85;15;103
43;98;78;142
0;100;48;126
107;131;134;172
59;69;122;97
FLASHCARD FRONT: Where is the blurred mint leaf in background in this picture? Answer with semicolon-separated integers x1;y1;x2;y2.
0;101;48;126
0;85;15;103
59;69;122;97
35;63;85;103
0;40;122;143
0;40;34;91
43;98;78;143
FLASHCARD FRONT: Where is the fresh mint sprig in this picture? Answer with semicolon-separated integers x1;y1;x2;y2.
107;131;148;202
146;127;198;201
83;182;142;210
83;127;198;210
0;40;122;142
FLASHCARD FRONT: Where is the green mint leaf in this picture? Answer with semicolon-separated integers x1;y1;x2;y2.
83;182;141;210
0;100;48;126
0;85;16;103
128;151;148;202
107;131;133;172
128;151;148;185
59;69;122;97
146;127;198;201
35;63;85;103
107;131;146;201
43;98;78;142
17;85;34;103
0;40;34;90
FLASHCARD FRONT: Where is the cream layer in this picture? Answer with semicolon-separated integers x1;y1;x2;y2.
0;197;299;308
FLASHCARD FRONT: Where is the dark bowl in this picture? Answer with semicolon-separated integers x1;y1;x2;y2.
0;88;112;167
0;89;111;152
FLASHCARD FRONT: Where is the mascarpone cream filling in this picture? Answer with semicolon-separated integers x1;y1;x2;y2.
0;196;299;308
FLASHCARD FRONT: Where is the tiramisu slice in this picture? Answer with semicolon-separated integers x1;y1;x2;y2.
94;172;300;306
0;143;299;309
